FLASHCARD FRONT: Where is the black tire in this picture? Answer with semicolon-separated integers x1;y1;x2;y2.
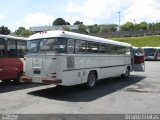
85;72;96;89
121;67;130;79
14;73;24;84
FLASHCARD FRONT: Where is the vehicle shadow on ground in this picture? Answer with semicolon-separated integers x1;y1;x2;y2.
0;81;44;93
28;75;145;102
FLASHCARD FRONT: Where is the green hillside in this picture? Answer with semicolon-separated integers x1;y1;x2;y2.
112;35;160;47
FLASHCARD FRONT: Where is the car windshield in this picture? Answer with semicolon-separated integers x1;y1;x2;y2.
39;37;66;53
27;39;40;53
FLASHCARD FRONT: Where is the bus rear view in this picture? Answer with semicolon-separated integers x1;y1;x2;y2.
23;30;145;89
142;47;157;61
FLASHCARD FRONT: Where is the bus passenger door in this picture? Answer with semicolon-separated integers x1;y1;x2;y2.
133;48;145;71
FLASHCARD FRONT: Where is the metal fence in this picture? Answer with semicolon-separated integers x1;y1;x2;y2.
90;29;160;38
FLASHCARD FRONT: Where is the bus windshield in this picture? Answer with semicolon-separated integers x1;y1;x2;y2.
28;40;40;53
39;38;66;53
144;48;156;56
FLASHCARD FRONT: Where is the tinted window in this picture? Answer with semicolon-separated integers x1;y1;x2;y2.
111;45;118;54
7;40;17;57
67;39;75;53
75;40;86;53
100;44;111;54
17;41;27;57
0;38;5;57
87;42;99;53
118;46;126;54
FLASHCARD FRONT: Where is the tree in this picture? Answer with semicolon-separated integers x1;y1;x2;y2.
99;24;118;33
74;21;83;25
88;24;100;33
65;21;70;25
0;26;11;35
155;22;160;30
108;24;118;31
120;22;134;31
63;26;70;31
148;22;160;30
139;22;148;30
78;24;87;33
15;27;32;37
53;18;66;25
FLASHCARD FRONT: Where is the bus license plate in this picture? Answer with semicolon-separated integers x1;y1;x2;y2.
34;69;41;74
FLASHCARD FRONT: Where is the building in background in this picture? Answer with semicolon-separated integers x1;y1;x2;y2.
29;25;79;33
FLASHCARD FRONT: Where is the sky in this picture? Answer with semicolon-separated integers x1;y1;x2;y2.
0;0;160;32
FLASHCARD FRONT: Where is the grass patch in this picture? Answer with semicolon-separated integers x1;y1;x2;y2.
111;35;160;47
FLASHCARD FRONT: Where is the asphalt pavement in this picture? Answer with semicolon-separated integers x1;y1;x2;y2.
0;61;160;114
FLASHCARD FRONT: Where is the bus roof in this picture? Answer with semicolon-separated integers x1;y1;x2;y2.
29;30;132;47
141;46;157;49
0;34;28;41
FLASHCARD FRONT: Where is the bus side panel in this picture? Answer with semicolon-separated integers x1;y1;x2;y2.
25;56;33;79
1;58;23;80
99;56;130;79
61;55;77;86
74;55;87;84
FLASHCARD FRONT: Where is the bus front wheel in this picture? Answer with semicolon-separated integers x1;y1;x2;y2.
85;72;96;89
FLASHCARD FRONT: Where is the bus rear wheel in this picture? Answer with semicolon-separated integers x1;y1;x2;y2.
121;67;130;79
85;72;96;89
14;73;24;84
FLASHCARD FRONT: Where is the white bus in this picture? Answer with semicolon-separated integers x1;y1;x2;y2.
22;30;144;89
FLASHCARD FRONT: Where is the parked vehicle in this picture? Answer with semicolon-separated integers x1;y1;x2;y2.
0;34;27;84
142;47;157;61
22;30;144;89
156;47;160;60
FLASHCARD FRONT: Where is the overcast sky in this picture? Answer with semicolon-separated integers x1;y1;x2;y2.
0;0;160;31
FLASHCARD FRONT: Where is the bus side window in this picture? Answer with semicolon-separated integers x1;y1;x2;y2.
67;39;75;54
118;46;125;54
111;45;118;54
87;42;99;54
7;39;17;57
100;44;111;54
75;40;86;53
100;44;106;54
125;47;131;55
17;41;27;58
0;38;5;57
